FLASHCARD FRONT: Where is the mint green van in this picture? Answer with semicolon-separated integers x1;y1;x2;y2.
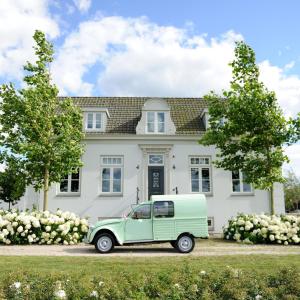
85;194;208;253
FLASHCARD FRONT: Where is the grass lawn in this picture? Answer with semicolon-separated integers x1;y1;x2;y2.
0;255;299;280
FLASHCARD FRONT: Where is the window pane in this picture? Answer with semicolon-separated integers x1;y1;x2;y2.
232;179;240;192
71;180;79;192
157;112;165;122
191;168;199;180
147;112;155;122
133;204;151;219
113;168;121;180
192;180;199;192
102;180;110;192
232;171;240;180
202;168;209;179
102;168;110;180
60;180;68;192
153;201;174;218
147;122;154;132
158;122;165;133
149;154;163;165
71;171;79;180
202;180;210;192
95;113;101;129
87;113;93;129
243;182;251;192
113;180;121;192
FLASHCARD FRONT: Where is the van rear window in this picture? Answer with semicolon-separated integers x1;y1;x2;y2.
153;201;174;218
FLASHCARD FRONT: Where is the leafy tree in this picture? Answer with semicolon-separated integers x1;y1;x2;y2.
0;159;26;210
199;41;299;214
284;170;300;211
0;30;84;211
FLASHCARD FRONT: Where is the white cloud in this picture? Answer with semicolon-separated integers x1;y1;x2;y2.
0;0;60;81
52;16;242;96
73;0;91;13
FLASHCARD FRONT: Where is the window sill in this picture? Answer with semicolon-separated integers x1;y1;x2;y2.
56;193;81;197
190;192;213;197
98;193;123;197
231;192;254;196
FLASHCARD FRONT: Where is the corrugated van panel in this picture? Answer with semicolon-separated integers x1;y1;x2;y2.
153;219;176;240
175;218;208;237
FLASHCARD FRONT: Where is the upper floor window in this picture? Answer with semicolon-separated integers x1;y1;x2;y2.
190;156;211;193
59;170;80;194
85;112;102;131
100;156;123;194
147;112;165;133
232;171;252;193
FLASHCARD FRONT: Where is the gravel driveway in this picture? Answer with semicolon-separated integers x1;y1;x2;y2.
0;238;299;257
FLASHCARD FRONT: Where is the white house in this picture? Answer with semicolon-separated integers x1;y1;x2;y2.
13;97;285;232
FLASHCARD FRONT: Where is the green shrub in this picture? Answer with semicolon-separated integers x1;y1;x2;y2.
1;267;299;299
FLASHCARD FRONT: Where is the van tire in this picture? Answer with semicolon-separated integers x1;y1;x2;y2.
175;234;195;253
94;233;114;253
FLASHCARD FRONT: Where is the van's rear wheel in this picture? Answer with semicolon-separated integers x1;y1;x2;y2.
176;235;195;253
94;233;114;253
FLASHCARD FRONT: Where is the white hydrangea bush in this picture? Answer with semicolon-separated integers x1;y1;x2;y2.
0;209;89;245
223;213;300;245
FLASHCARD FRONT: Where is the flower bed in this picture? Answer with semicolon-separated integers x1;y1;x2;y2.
223;213;300;244
0;209;89;245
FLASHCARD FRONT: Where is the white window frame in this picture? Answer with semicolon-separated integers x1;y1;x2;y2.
58;170;81;196
189;156;212;194
85;112;103;131
146;112;165;134
100;156;123;195
231;170;253;194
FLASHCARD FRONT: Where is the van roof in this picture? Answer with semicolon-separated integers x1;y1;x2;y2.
150;194;206;202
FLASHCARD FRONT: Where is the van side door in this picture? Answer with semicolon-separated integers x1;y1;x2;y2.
153;201;176;241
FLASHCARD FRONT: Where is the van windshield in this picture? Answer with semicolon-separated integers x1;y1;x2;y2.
121;205;137;218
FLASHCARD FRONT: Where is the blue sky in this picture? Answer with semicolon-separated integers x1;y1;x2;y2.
0;0;299;175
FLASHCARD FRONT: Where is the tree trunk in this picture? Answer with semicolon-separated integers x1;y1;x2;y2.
8;201;11;210
270;184;275;215
43;167;49;211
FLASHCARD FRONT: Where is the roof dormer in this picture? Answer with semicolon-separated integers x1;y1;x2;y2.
82;107;110;133
200;108;210;130
136;98;176;135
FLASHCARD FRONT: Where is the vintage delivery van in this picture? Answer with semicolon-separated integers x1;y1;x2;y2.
85;194;208;253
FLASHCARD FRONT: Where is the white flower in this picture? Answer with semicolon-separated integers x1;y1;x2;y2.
63;241;69;245
174;283;180;288
11;281;21;289
200;270;206;275
54;289;66;299
45;226;51;232
90;290;99;298
17;226;23;233
255;295;262;300
269;234;275;241
5;239;11;245
99;281;104;287
25;224;31;230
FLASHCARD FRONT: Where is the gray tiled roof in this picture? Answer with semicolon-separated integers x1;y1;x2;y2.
60;97;208;135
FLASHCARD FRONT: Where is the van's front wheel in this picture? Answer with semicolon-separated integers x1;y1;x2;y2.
95;233;114;253
176;235;195;253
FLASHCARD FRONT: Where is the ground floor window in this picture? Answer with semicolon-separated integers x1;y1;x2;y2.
59;170;80;193
232;170;252;193
100;156;123;194
190;156;211;193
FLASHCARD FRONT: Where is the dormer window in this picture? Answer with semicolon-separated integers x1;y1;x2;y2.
147;112;165;133
86;112;102;130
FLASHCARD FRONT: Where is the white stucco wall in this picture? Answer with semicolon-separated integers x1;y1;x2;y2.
4;137;285;233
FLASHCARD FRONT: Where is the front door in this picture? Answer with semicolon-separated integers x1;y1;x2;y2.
148;166;164;199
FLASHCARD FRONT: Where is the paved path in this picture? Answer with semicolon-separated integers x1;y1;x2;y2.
0;239;299;257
